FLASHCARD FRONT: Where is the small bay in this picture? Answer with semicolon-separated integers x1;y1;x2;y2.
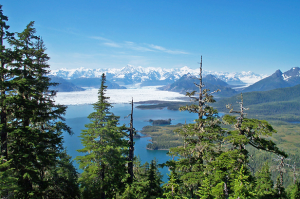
62;103;199;183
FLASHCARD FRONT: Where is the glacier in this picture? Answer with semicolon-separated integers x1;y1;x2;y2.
54;86;187;105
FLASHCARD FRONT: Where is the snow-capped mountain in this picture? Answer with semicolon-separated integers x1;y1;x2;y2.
49;65;266;86
242;67;300;93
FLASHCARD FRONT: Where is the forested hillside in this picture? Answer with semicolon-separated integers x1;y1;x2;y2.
214;84;300;121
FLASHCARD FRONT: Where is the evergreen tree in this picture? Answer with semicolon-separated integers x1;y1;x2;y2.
6;21;72;198
167;56;225;197
161;171;184;199
0;4;14;162
229;165;256;199
0;157;18;198
76;73;128;199
222;94;286;197
255;162;276;198
147;160;164;198
195;177;214;199
288;181;300;199
44;151;80;198
122;158;163;199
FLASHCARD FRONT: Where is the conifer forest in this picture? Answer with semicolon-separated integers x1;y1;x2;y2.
1;5;300;199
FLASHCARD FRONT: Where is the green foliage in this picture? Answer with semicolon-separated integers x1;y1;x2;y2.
76;73;128;198
287;181;300;199
223;115;286;157
1;20;73;198
149;118;172;125
121;158;164;199
195;177;215;199
161;171;185;199
229;165;256;199
0;157;18;197
165;60;226;198
255;162;276;198
141;124;184;150
44;151;80;198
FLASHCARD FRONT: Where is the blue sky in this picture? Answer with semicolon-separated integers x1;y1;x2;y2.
2;0;300;74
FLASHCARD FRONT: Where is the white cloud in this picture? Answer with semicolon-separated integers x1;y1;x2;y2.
90;36;188;54
103;42;121;48
149;44;167;51
149;44;189;54
124;41;154;52
89;36;110;41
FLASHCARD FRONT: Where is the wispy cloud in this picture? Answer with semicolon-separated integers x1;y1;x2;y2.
103;42;122;48
149;44;189;54
89;36;110;41
124;41;154;52
90;36;188;54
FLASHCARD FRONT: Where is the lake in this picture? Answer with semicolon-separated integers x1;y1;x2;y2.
62;103;199;183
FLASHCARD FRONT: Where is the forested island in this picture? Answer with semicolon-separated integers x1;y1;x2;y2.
141;124;183;150
1;5;300;199
148;118;172;125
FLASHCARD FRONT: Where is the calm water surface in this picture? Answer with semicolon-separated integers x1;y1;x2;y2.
62;103;199;183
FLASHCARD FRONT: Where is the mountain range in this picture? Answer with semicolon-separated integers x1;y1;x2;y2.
49;76;85;92
49;65;300;95
242;67;300;93
49;65;265;86
158;74;238;98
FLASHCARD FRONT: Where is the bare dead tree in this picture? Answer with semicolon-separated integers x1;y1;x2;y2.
286;161;299;184
273;155;290;194
125;98;135;183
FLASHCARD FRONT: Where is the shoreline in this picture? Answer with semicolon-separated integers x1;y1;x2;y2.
146;147;170;151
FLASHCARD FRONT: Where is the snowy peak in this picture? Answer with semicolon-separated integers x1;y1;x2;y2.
242;67;300;93
49;65;266;86
282;67;300;81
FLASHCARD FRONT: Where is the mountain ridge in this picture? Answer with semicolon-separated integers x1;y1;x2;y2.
242;67;300;92
158;74;238;98
49;65;266;86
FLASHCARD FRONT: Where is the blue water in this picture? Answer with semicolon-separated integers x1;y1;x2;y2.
62;103;199;183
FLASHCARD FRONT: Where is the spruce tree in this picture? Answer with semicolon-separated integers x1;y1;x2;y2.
222;94;286;197
7;21;72;198
288;181;300;199
161;171;184;199
255;162;276;198
229;165;256;199
0;4;14;162
44;151;80;198
76;73;128;199
121;158;164;199
0;157;18;198
167;56;225;197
